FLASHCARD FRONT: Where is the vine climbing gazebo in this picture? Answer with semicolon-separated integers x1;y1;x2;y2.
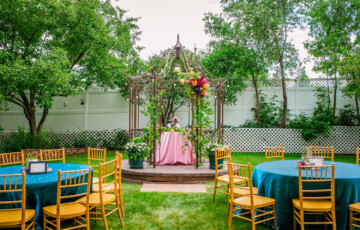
128;35;227;168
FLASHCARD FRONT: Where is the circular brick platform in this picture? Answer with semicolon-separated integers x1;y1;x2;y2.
121;159;228;184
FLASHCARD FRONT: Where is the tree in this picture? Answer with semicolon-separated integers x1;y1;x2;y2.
304;0;360;123
202;41;268;126
204;0;304;128
0;0;141;137
339;48;360;125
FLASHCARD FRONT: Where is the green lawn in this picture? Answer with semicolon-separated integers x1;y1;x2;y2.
64;152;357;230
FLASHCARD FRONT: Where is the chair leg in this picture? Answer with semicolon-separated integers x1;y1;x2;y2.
101;205;109;230
331;209;336;230
293;207;296;230
119;187;125;217
349;210;353;230
251;208;256;230
116;196;125;228
300;210;305;230
226;184;230;197
43;214;46;230
273;204;277;230
56;216;61;230
212;179;218;202
32;216;35;230
228;203;233;230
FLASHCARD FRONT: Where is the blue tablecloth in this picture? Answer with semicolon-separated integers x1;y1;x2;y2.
252;160;360;230
0;163;91;229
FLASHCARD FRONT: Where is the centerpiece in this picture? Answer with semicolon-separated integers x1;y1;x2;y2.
125;137;150;169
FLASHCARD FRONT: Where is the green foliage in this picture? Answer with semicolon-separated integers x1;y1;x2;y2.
1;127;61;152
243;92;285;128
72;133;97;148
288;87;333;141
0;0;141;137
125;137;150;161
337;105;358;126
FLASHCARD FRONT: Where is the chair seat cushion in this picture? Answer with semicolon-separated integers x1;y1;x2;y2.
218;175;248;184
43;203;86;218
292;198;332;212
78;193;115;206
0;209;35;226
350;202;360;212
234;187;258;197
234;195;275;208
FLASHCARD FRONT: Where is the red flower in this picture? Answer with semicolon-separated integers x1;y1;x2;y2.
197;80;203;87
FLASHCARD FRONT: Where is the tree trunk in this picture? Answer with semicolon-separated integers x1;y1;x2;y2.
251;73;261;126
279;57;287;128
355;95;360;126
331;72;338;124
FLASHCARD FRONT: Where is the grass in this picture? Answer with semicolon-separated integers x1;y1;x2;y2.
63;152;357;230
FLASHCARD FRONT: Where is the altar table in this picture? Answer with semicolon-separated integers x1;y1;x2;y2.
0;163;92;229
156;132;194;165
252;160;360;230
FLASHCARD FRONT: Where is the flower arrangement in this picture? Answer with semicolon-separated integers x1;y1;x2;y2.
171;117;180;124
24;152;39;170
125;137;150;161
205;142;224;153
298;147;310;166
179;69;210;103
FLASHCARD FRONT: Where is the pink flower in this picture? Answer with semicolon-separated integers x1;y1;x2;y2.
203;79;208;84
300;162;306;166
185;128;188;131
197;80;203;87
200;75;205;80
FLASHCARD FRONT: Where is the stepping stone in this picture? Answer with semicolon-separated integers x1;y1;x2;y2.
140;183;206;193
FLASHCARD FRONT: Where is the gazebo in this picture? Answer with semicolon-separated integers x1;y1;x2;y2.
128;35;226;168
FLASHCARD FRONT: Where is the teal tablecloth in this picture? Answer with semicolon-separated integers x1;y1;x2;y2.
0;163;91;230
252;160;360;230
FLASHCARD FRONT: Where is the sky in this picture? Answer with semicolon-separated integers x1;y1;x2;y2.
112;0;316;77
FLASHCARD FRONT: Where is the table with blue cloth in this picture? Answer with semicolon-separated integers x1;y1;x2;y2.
0;163;92;230
252;160;360;230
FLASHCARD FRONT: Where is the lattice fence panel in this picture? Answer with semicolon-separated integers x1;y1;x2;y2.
1;127;358;153
223;127;360;154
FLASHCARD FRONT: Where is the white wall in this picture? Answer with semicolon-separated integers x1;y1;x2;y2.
0;79;356;131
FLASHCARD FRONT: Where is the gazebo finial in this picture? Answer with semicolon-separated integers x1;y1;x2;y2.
175;34;181;60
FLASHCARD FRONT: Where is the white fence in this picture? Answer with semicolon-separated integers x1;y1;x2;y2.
0;78;357;131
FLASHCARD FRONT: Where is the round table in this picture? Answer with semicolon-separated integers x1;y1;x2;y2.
252;160;360;230
0;163;91;230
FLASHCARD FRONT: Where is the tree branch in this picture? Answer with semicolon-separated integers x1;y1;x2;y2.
71;50;87;69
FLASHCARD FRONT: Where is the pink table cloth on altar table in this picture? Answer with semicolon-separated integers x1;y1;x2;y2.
156;132;194;165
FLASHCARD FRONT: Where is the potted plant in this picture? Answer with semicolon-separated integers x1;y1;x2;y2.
205;142;224;169
125;137;150;169
24;152;39;171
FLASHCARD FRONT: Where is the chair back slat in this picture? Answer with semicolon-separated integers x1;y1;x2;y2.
228;163;254;206
58;169;91;202
40;148;65;163
265;146;284;162
0;173;25;210
0;151;24;166
214;146;231;177
309;146;334;161
87;147;106;175
298;164;335;209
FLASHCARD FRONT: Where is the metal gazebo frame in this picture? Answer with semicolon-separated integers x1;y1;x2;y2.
128;35;226;168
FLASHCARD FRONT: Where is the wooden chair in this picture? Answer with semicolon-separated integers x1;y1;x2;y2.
349;198;360;229
212;146;247;202
87;147;106;184
43;168;91;230
228;163;277;230
292;164;336;230
0;172;35;230
40;148;65;163
356;147;360;165
308;146;334;161
265;146;284;162
0;150;24;167
78;159;124;229
92;152;125;217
